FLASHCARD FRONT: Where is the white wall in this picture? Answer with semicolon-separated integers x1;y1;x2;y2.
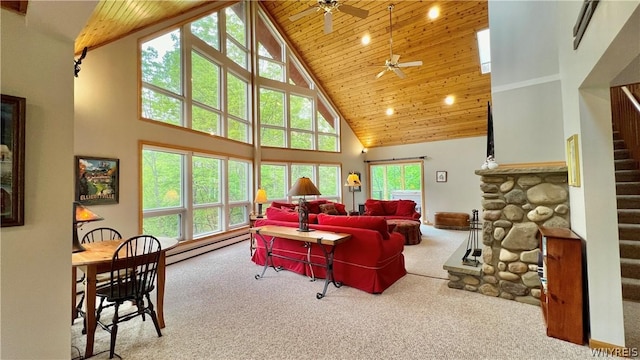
364;136;486;223
489;1;565;164
556;0;640;347
490;0;640;347
0;1;96;357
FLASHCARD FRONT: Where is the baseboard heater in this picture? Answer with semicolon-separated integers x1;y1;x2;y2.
166;232;249;266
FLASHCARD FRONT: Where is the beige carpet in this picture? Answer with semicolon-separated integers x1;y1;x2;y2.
71;228;639;359
403;225;468;279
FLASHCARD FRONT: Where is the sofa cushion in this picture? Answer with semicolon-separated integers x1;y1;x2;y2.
270;201;296;210
266;206;319;224
364;200;385;216
382;200;398;215
331;202;348;215
395;200;416;216
319;203;339;215
317;213;390;240
306;199;327;214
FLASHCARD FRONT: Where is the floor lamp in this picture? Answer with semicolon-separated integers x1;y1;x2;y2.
345;172;361;214
287;177;321;232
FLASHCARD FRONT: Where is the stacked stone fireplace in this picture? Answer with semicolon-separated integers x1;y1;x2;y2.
446;166;569;305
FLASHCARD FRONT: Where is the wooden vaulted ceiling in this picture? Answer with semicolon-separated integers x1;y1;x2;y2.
70;0;490;148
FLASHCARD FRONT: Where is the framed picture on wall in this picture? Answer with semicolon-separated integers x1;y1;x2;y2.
566;134;581;187
436;171;447;183
75;156;119;205
1;94;26;227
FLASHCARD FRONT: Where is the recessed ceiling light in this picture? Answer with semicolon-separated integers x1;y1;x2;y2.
362;34;371;45
386;108;394;116
445;96;455;105
428;7;440;20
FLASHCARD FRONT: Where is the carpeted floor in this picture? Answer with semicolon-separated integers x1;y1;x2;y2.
71;226;639;359
403;225;467;279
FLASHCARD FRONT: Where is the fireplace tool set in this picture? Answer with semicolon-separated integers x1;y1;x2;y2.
462;209;481;266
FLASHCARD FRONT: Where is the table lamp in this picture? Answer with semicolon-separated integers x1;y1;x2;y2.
72;201;104;253
344;172;361;214
255;188;268;218
287;177;321;232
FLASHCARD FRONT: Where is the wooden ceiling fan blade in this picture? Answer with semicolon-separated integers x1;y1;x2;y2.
390;54;401;64
338;4;369;19
324;11;333;34
397;60;423;68
392;68;406;79
289;7;318;22
375;69;387;79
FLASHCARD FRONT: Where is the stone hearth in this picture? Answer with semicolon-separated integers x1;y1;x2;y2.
445;165;569;305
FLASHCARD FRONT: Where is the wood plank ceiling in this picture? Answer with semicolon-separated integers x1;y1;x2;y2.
71;0;491;148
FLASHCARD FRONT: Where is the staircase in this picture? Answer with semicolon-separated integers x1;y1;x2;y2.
614;131;640;302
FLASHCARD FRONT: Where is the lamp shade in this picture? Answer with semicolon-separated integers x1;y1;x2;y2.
254;188;268;204
75;202;104;223
346;173;361;187
287;177;321;197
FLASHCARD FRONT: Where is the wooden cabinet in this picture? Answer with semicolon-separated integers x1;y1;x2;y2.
538;226;584;345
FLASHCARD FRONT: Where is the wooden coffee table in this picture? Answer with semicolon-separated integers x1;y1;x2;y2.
387;219;422;245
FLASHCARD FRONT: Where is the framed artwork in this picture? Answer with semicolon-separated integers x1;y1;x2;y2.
436;171;447;183
348;172;362;192
75;156;119;205
1;94;26;227
566;134;581;187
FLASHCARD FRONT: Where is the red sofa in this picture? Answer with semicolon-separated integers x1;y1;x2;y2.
364;199;421;221
251;214;406;294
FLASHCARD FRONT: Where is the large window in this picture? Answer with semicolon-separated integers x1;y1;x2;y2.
139;2;340;150
370;162;422;200
260;162;341;204
140;3;251;142
142;145;251;241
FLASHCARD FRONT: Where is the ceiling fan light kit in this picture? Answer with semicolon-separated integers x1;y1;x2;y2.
289;0;369;34
376;4;423;79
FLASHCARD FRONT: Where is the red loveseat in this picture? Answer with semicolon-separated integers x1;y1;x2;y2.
364;199;421;221
251;214;406;294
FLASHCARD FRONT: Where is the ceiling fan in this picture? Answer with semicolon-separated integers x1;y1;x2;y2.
289;0;369;34
376;4;423;79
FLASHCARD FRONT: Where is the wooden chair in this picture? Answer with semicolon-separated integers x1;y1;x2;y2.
76;227;123;322
95;235;163;359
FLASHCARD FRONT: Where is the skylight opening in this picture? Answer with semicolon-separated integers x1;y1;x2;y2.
477;28;491;74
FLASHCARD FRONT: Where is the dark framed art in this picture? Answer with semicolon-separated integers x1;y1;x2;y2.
436;171;447;183
1;94;26;227
75;156;119;205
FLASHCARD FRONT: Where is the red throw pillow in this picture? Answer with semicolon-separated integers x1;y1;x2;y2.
270;201;296;210
364;201;385;216
395;200;416;216
306;200;327;214
331;202;347;215
317;213;390;240
381;200;398;215
265;206;298;222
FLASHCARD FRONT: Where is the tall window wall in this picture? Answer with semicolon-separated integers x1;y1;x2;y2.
260;162;341;204
139;1;343;241
140;2;340;149
141;144;251;241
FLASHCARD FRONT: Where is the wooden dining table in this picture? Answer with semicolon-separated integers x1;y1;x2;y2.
71;237;178;359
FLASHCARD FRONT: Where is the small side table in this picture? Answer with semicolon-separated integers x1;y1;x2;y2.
387;219;422;245
249;214;266;256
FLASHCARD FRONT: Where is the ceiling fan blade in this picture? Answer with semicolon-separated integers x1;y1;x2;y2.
324;11;333;34
338;4;369;19
397;60;423;68
392;68;406;79
375;69;387;79
390;54;401;65
289;7;318;22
